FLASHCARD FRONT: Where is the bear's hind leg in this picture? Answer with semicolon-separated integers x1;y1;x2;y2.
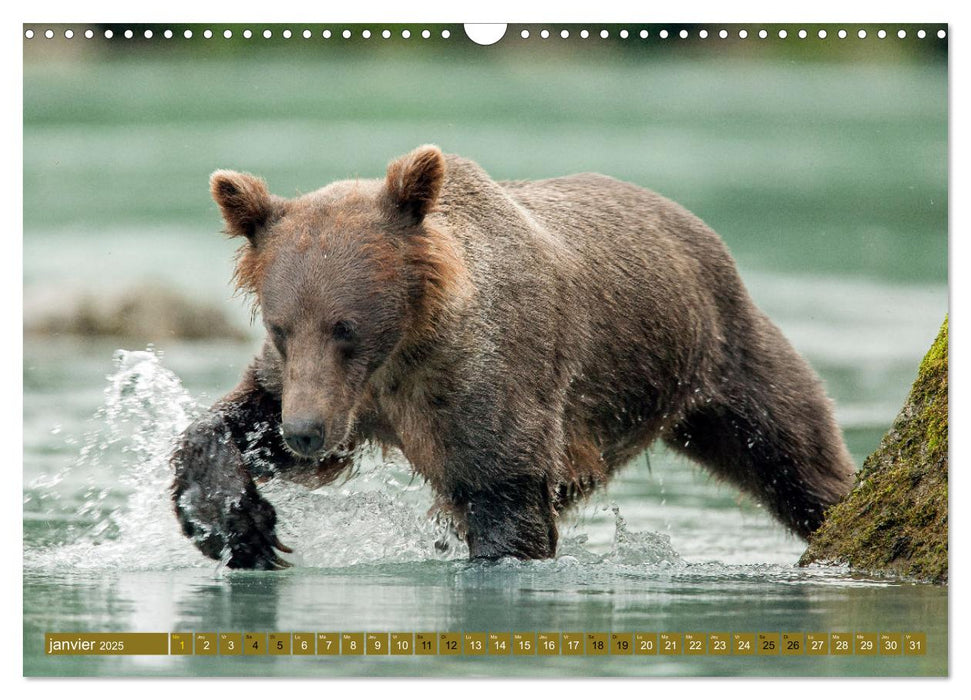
663;392;855;539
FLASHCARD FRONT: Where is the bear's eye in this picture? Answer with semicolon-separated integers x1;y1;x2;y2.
268;324;289;357
332;320;357;344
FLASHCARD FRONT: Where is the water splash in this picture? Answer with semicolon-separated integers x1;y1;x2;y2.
24;349;691;574
23;349;464;572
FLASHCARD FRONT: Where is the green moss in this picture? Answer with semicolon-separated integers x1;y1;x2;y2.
800;317;948;583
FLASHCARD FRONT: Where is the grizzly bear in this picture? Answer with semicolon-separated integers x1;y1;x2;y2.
171;145;856;569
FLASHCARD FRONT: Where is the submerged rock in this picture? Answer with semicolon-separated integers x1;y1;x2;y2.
25;283;249;342
800;318;948;583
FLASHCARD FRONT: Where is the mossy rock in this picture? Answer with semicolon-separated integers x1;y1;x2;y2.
800;318;948;583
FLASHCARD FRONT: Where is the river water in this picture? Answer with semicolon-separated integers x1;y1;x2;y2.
22;37;947;677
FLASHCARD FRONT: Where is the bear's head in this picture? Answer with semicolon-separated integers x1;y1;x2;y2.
210;145;468;458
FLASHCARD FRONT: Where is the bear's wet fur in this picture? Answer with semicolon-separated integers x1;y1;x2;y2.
171;145;856;568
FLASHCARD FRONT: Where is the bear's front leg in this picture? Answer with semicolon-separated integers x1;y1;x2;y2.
171;368;293;570
459;473;558;561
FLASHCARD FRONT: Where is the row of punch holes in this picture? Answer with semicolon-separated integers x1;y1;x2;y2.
23;26;948;43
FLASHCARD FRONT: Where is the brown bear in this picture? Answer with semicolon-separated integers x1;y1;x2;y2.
171;145;856;569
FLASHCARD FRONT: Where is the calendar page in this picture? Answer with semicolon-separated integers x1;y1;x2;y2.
22;19;948;679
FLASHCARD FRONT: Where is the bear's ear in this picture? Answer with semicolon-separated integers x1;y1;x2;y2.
385;145;446;224
210;170;273;242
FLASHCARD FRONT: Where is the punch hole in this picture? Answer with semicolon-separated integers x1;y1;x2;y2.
422;30;430;39
183;29;192;39
65;29;74;39
104;29;113;38
898;30;906;39
858;30;867;38
818;29;826;39
263;30;272;39
680;29;689;39
164;29;172;39
243;29;252;39
639;29;648;39
362;30;371;39
541;29;549;39
144;29;152;39
44;29;53;39
937;29;946;39
580;29;589;39
342;30;351;39
600;30;609;38
798;29;807;39
382;29;391;39
877;29;886;39
758;29;767;39
441;29;451;39
85;29;93;39
778;29;787;39
719;29;728;38
838;29;847;39
620;29;629;39
658;29;668;39
124;29;132;39
917;29;926;38
699;29;709;39
560;29;569;39
520;29;529;39
283;29;292;39
323;30;332;39
738;29;748;39
223;30;232;39
203;30;212;39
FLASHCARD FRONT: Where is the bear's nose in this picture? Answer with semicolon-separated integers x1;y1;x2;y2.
282;419;326;456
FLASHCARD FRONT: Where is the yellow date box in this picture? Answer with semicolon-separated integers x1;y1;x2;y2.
782;633;804;656
659;632;682;655
218;633;242;656
391;633;414;655
194;633;217;656
488;632;511;655
806;633;828;655
831;632;852;655
586;633;609;656
561;633;584;656
855;632;878;656
341;633;364;656
879;633;902;656
170;633;192;656
463;633;487;655
292;633;315;655
415;632;437;655
366;633;389;655
439;633;461;656
708;633;730;656
538;632;560;656
611;633;634;655
243;632;266;655
733;633;755;655
904;633;926;656
684;633;706;656
268;633;290;655
316;633;339;655
513;632;536;655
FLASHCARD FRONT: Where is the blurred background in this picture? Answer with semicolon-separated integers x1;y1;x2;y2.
24;22;948;460
22;25;948;677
